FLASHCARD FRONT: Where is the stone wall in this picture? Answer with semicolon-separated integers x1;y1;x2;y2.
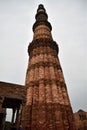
74;110;87;130
0;81;25;130
0;81;25;99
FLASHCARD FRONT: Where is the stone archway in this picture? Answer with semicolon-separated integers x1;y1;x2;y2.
0;81;26;130
2;97;22;129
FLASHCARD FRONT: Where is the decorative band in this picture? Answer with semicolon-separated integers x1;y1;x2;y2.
29;51;57;59
26;79;66;88
28;61;62;71
28;38;59;55
33;21;52;32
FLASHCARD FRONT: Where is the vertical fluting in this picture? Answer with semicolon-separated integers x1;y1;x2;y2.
24;4;75;130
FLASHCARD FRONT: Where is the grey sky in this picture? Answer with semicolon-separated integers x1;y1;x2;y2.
0;0;87;121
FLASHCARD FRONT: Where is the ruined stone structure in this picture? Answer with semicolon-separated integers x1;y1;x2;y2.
24;4;75;130
74;110;87;130
0;81;25;130
0;3;86;130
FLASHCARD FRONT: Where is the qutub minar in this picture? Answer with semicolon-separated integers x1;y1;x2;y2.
24;4;75;130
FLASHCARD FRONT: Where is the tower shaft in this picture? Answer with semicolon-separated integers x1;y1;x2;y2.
24;4;75;130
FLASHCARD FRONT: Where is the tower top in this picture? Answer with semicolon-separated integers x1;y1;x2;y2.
37;4;46;13
33;4;52;32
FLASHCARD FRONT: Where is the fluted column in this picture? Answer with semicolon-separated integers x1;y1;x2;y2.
11;108;16;124
24;4;75;130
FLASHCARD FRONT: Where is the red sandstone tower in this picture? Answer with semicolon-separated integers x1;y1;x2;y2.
24;4;75;130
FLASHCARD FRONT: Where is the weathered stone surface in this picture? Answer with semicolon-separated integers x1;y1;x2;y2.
74;110;87;130
24;4;75;130
0;82;25;103
0;82;25;130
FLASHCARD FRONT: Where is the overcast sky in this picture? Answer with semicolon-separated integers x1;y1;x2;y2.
0;0;87;121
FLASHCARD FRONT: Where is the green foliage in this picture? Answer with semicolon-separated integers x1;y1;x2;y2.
4;121;11;130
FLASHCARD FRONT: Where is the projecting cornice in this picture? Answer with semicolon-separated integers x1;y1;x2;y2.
28;38;59;55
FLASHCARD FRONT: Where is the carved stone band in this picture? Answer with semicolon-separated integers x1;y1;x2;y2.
28;38;59;55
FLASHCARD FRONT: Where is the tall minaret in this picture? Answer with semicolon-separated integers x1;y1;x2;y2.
24;4;75;130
